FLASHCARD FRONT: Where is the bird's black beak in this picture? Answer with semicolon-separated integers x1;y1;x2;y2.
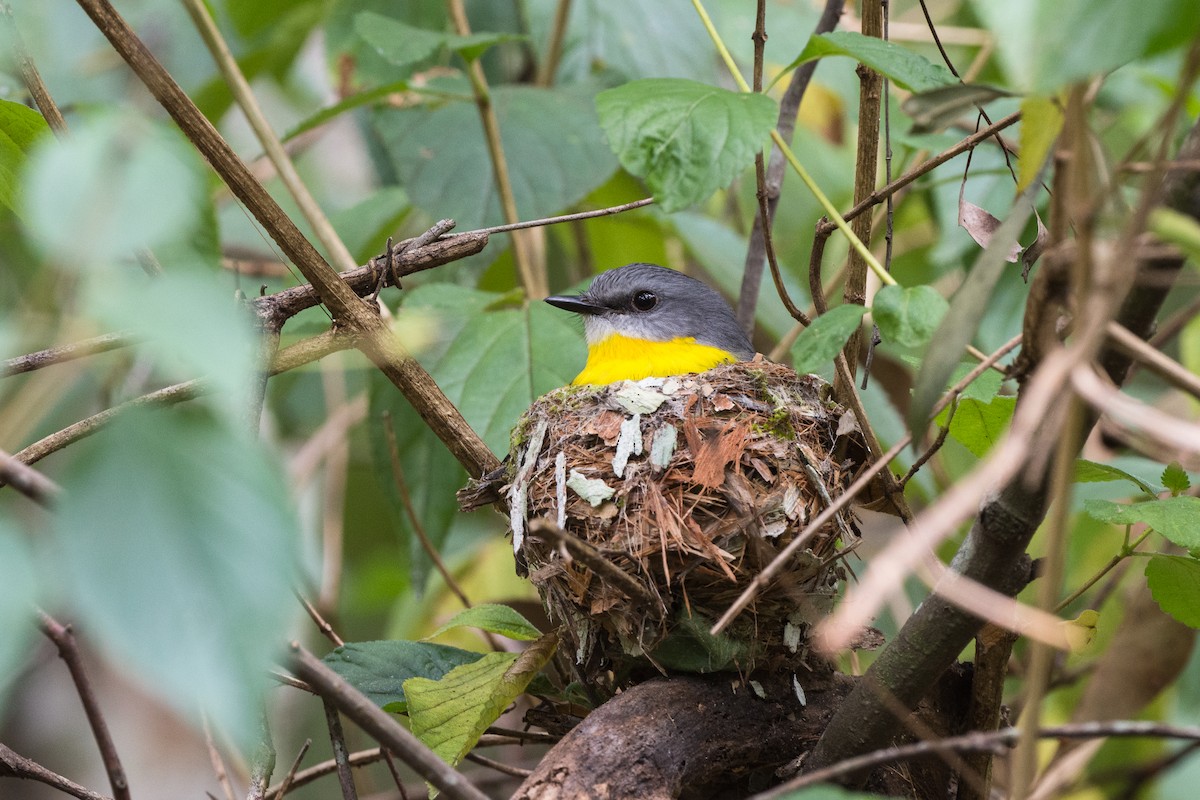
544;294;607;315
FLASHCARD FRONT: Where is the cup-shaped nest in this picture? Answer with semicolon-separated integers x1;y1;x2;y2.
463;359;868;685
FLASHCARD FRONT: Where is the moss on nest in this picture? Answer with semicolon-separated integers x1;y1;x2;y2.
462;358;868;688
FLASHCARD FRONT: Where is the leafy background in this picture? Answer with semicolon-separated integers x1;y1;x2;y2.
2;0;1200;797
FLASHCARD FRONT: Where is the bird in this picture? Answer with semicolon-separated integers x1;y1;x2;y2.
544;263;756;385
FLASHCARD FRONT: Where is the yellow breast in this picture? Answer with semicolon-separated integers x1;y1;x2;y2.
572;333;740;385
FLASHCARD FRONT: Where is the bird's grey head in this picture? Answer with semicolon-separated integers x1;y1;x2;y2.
544;263;755;359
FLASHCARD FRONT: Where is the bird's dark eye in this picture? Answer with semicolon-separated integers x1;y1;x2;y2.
632;290;658;311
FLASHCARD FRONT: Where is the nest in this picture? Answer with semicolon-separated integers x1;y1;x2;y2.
461;359;869;685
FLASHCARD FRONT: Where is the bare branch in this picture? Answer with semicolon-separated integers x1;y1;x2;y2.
0;742;111;800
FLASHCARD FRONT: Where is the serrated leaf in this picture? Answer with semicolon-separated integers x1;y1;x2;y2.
322;640;486;712
945;396;1015;458
428;604;541;642
1162;462;1191;495
1074;460;1159;495
1145;555;1200;629
909;189;1035;436
377;84;616;227
791;305;868;374
596;79;777;212
780;31;958;93
1084;496;1200;548
405;632;557;765
872;284;949;348
1018;96;1063;193
55;410;298;746
0;98;52;215
355;12;522;66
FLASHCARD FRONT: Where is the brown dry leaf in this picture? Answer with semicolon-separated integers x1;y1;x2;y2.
711;393;736;411
586;409;625;445
684;418;751;489
958;197;1021;263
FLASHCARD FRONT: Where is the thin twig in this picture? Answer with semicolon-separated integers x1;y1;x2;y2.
536;0;572;87
287;643;491;800
456;197;654;238
0;742;111;800
1;449;61;506
265;747;385;800
203;717;239;800
1;2;68;133
1;332;134;378
322;700;359;800
36;612;129;800
381;411;474;609
271;739;309;800
1106;320;1200;401
463;752;532;778
295;591;344;648
380;749;410;800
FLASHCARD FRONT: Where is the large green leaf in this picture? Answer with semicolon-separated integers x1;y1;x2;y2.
23;113;205;268
375;84;616;229
1084;497;1200;549
969;0;1200;93
780;31;957;93
355;12;524;67
405;633;556;765
322;640;486;712
526;0;720;84
872;284;948;348
1145;555;1200;629
943;396;1015;458
791;305;867;374
0;98;52;215
1073;460;1159;496
54;410;299;746
596;79;777;212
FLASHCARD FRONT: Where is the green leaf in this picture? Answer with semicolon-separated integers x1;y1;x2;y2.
405;633;557;765
969;0;1200;93
23;113;205;268
427;604;541;642
54;410;299;746
355;13;523;67
1084;496;1200;548
945;396;1015;458
595;79;777;212
282;81;415;144
1074;460;1159;495
1145;555;1200;629
376;84;616;227
0;521;37;711
649;612;748;673
1150;208;1200;265
322;640;486;712
1162;462;1191;495
791;305;867;374
908;188;1035;436
780;31;958;93
872;284;949;348
1018;96;1064;193
329;186;411;263
0;98;52;215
